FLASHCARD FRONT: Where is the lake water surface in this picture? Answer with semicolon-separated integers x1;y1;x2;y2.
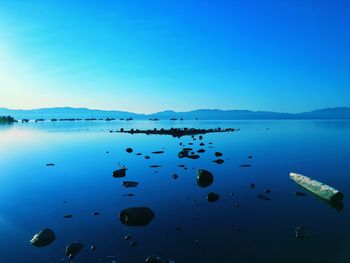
0;120;350;263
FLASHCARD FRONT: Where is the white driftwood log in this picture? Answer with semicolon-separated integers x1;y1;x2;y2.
290;172;343;203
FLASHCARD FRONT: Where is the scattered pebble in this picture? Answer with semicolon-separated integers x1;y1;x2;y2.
122;181;139;188
126;148;133;153
213;159;224;164
207;192;220;202
124;234;132;240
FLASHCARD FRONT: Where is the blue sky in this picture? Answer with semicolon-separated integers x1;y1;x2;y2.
0;0;349;113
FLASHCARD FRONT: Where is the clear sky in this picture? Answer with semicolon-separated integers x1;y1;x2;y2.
0;0;349;113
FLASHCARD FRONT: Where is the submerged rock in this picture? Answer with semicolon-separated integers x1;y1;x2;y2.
207;192;220;202
126;148;133;153
152;151;164;154
149;165;162;168
294;191;307;196
240;164;252;167
196;169;214;188
63;214;73;219
145;256;163;263
144;155;151;159
66;242;84;259
119;207;155;226
30;228;56;247
295;226;309;239
172;174;179;179
124;234;132;240
215;152;223;157
178;149;190;158
46;163;55;166
188;154;200;159
92;212;100;216
113;168;127;178
122;181;139;188
213;159;224;164
257;194;271;200
197;149;205;153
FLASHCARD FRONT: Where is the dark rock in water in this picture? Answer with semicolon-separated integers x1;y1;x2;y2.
92;212;100;216
46;163;55;166
294;191;307;196
265;189;271;194
229;192;234;196
178;149;190;158
136;153;142;156
145;256;163;263
122;181;139;188
152;151;164;154
129;241;138;247
178;164;186;168
199;143;205;146
172;174;179;179
123;193;134;197
188;154;200;159
250;184;256;189
234;203;240;207
207;192;220;202
63;214;73;219
145;155;151;159
295;226;309;239
215;152;223;157
90;245;96;251
30;228;56;247
126;148;133;153
66;242;84;259
188;142;193;145
197;149;205;153
119;207;155;226
197;169;214;188
257;194;271;200
113;168;127;178
183;147;193;151
199;135;203;140
149;165;162;168
248;155;253;159
213;159;224;164
124;234;132;240
240;164;252;167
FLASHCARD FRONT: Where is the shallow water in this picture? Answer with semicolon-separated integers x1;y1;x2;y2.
0;120;350;263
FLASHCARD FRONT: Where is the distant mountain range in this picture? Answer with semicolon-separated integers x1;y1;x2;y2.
0;107;350;120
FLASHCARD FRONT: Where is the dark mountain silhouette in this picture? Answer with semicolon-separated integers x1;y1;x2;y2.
0;107;349;120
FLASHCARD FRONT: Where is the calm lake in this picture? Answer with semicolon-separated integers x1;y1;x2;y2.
0;120;350;263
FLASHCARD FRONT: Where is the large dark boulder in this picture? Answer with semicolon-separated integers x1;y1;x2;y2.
196;169;214;188
30;228;56;247
66;242;84;259
119;207;155;226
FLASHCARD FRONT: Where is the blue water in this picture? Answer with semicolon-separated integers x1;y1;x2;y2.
0;120;350;263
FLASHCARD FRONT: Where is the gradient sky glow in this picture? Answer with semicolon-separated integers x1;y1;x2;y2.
0;0;349;113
